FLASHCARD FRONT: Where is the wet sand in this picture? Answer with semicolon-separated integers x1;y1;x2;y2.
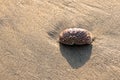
0;0;120;80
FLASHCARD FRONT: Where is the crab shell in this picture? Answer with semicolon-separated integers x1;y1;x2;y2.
59;28;93;45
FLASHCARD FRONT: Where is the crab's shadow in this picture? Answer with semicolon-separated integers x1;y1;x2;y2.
60;44;92;69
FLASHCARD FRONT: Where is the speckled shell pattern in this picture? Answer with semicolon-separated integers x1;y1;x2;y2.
59;28;93;45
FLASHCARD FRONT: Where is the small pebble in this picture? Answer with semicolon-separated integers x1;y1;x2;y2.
59;28;94;45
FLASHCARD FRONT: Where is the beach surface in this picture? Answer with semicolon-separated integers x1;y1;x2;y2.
0;0;120;80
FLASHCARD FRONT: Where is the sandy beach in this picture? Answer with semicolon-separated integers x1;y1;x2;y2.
0;0;120;80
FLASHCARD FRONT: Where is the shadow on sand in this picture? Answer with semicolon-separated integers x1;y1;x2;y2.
59;44;92;69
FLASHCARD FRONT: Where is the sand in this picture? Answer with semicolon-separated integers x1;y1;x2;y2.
0;0;120;80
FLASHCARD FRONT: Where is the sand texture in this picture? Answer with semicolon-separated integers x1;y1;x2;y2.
0;0;120;80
